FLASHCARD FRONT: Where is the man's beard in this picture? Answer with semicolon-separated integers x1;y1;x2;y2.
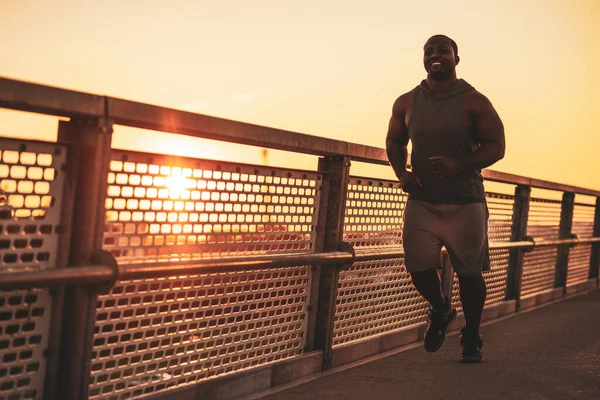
428;68;452;81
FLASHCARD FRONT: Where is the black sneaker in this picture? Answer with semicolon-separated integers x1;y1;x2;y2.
460;327;483;363
424;299;457;352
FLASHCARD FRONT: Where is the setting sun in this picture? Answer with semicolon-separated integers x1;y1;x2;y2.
164;174;190;200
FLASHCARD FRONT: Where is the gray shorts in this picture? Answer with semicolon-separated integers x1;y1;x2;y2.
402;200;490;276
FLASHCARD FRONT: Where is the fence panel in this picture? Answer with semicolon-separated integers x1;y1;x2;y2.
333;178;427;346
520;196;562;296
89;150;321;399
89;267;312;399
104;150;322;262
0;138;66;400
342;177;406;248
567;200;596;285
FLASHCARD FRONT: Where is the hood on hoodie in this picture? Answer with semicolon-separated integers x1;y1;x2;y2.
419;78;473;99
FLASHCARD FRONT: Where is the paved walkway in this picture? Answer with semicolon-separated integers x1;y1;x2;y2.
253;290;600;400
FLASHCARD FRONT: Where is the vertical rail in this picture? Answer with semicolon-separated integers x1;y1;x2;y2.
55;118;113;400
589;196;600;284
303;173;330;352
43;141;78;400
310;156;350;370
505;185;531;305
555;192;575;290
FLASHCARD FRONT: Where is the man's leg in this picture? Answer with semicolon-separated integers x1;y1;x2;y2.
457;274;487;333
445;203;488;334
413;267;456;352
410;268;445;309
403;200;456;352
403;201;445;308
457;274;486;363
443;202;489;362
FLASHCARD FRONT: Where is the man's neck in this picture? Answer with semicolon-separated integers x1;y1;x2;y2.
425;74;458;95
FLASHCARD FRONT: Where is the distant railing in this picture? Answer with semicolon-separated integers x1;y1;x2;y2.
0;76;599;400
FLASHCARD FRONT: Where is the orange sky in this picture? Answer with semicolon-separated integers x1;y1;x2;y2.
1;0;599;190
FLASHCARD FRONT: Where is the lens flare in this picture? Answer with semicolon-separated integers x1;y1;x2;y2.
164;175;189;199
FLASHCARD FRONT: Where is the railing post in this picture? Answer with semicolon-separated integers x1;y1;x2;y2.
505;185;531;305
55;118;113;400
303;173;330;354
589;196;600;284
307;156;350;370
555;192;575;291
42;140;78;400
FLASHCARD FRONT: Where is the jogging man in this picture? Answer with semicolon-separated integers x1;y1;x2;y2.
386;35;505;362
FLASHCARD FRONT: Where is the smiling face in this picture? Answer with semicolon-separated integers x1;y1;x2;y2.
423;36;459;81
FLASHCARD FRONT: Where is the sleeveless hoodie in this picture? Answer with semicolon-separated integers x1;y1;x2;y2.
407;79;485;204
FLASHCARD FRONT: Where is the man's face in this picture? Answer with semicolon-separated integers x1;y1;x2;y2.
423;38;458;80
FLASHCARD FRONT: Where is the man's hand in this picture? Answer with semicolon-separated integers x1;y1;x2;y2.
429;156;463;178
400;170;422;193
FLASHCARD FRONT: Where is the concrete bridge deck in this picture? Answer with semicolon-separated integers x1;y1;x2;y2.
251;290;600;400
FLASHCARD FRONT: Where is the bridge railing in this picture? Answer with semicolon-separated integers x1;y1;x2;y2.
0;76;599;400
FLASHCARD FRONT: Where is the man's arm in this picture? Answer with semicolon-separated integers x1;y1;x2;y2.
386;91;422;191
429;90;505;178
461;90;505;170
386;94;410;179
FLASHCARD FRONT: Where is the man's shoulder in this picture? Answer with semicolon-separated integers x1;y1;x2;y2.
462;88;494;113
393;87;420;113
463;87;490;103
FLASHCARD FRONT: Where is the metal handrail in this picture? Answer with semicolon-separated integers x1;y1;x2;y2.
1;237;597;289
0;265;114;289
353;247;405;262
488;241;534;250
527;236;600;248
0;251;354;290
118;251;354;280
580;237;600;244
532;238;579;248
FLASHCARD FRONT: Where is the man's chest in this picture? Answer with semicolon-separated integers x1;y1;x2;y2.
406;99;475;141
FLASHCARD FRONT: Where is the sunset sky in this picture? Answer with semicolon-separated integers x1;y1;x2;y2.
1;0;599;190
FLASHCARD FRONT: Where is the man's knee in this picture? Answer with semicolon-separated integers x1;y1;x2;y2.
456;272;484;281
457;273;487;292
410;267;440;283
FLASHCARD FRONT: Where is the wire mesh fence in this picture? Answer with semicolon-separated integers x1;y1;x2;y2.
0;138;67;400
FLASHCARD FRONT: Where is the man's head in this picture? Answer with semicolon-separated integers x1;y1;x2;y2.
423;35;460;81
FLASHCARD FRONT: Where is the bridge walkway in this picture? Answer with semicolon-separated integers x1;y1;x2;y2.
253;290;600;400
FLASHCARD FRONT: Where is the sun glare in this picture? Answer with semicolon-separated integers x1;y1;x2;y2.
164;175;189;199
